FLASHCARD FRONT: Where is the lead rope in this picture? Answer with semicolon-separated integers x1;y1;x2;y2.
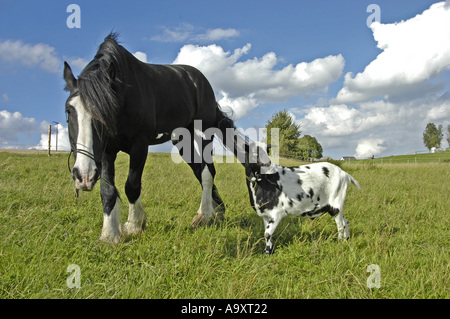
67;150;79;199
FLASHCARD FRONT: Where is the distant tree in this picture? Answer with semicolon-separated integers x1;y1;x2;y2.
265;109;301;156
264;109;324;159
423;123;443;151
297;135;323;160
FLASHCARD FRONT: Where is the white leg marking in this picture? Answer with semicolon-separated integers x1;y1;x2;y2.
200;166;214;217
123;196;147;235
99;198;122;244
192;166;215;226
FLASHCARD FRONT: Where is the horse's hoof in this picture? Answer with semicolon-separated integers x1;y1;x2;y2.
98;234;121;245
123;221;146;236
212;210;225;224
191;213;209;227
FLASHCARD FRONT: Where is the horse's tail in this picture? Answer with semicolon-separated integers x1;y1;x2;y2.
214;105;249;164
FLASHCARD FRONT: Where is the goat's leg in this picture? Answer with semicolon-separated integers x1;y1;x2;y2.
262;212;283;255
334;212;350;240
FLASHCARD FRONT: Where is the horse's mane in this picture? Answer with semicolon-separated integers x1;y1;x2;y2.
77;32;127;138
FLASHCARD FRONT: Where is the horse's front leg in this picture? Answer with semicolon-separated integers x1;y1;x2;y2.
123;146;148;236
99;152;122;244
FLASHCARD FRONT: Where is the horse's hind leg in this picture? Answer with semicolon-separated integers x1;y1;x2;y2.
123;145;148;236
212;183;225;220
192;163;225;227
194;128;226;226
192;164;215;226
172;128;225;227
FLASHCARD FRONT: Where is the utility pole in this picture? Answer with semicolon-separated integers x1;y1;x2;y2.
52;121;60;151
48;124;52;156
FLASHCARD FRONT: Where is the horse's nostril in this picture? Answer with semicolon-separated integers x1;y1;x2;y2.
92;168;100;181
72;167;82;182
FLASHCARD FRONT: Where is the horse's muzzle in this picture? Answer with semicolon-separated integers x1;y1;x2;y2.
72;166;100;191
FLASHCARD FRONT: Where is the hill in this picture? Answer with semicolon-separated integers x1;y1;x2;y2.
354;152;450;164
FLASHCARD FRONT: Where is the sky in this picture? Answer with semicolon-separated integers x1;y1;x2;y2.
0;0;449;159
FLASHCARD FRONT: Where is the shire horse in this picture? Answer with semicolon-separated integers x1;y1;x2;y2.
64;33;262;244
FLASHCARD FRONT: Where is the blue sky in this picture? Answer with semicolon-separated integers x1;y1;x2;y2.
1;0;449;158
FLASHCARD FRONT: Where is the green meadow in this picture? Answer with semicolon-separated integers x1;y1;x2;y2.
0;151;448;298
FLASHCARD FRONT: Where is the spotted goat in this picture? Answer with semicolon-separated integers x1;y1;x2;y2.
244;143;361;254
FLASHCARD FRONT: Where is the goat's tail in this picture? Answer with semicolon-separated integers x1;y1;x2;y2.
348;173;361;189
214;104;249;164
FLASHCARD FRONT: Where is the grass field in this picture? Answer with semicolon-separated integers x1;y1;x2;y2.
0;151;449;299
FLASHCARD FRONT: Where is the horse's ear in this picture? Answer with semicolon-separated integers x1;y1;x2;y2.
64;62;77;91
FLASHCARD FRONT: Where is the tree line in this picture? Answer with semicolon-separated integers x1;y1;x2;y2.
423;123;450;151
263;111;449;160
264;110;323;160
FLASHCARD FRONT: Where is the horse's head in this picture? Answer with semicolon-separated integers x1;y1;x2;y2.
64;62;101;191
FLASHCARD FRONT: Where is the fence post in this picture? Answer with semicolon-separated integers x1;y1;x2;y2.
48;125;51;156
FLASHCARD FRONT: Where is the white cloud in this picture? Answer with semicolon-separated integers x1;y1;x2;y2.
0;40;61;73
333;2;450;104
355;138;386;158
290;2;450;158
67;57;89;70
0;110;37;143
133;51;148;63
296;92;450;157
151;23;195;42
217;91;258;119
151;23;240;43
173;43;344;119
34;122;70;151
2;93;8;102
193;28;240;42
300;103;391;137
174;43;251;75
426;103;450;121
0;110;70;150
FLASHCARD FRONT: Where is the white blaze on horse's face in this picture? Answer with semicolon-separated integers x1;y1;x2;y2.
71;95;99;191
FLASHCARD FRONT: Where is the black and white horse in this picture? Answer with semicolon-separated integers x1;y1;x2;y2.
64;33;260;244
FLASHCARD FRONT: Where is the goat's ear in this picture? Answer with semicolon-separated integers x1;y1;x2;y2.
257;145;272;167
63;62;77;91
